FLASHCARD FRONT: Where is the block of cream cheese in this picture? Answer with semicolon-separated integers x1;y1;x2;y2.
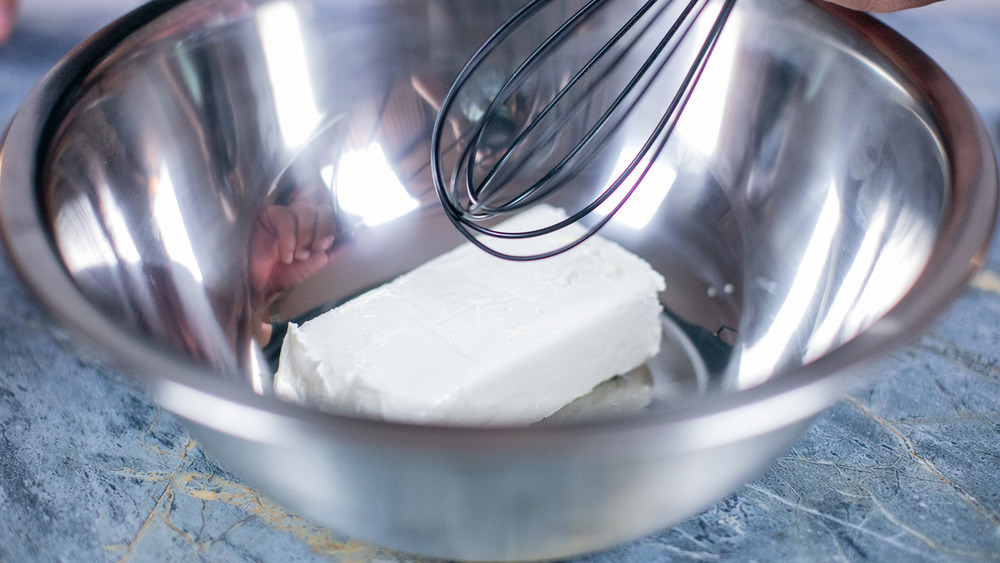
273;205;665;425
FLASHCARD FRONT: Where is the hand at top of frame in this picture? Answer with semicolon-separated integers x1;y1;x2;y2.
823;0;943;12
0;0;18;44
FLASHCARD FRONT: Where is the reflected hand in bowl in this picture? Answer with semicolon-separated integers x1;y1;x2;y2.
250;172;337;342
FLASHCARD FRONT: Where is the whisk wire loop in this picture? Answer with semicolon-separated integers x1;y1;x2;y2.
466;0;665;210
432;0;737;260
477;0;709;216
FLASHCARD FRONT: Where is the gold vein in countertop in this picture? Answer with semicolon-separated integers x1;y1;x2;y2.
102;439;420;562
971;269;1000;294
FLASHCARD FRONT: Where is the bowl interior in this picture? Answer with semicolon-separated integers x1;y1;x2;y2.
39;0;950;420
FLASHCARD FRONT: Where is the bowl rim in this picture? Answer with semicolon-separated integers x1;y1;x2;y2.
0;0;996;455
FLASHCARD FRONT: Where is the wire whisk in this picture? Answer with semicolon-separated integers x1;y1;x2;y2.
431;0;736;260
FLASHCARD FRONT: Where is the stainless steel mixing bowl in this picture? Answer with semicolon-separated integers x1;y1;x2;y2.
0;0;996;560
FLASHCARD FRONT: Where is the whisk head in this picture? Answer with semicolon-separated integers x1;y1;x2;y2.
431;0;736;260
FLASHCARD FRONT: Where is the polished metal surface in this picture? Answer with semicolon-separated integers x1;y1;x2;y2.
0;0;996;560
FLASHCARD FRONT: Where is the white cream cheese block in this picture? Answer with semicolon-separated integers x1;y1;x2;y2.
273;205;666;425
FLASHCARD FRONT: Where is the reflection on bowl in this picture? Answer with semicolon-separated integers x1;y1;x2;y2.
0;0;996;560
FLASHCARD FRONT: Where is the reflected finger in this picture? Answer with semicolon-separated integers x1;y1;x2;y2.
290;201;319;261
263;206;298;265
312;203;336;252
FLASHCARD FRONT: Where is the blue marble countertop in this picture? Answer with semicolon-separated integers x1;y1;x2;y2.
1;1;999;561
